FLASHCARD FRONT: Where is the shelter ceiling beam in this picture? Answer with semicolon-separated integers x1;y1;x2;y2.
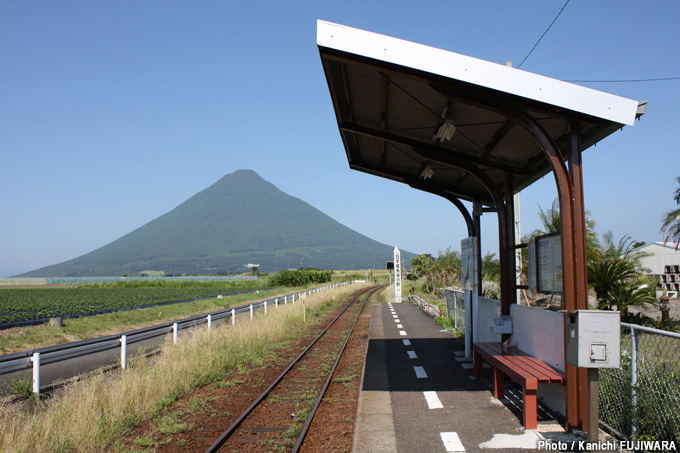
338;123;529;176
454;120;515;188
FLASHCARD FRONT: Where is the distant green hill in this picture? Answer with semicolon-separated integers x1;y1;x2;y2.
17;170;413;276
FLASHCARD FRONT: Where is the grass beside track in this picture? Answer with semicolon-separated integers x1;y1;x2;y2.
0;283;371;453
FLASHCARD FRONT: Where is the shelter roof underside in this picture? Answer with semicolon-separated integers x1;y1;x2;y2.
318;23;642;207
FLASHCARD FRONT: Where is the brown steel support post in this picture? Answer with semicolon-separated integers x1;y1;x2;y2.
502;175;517;318
499;106;581;430
473;202;483;296
428;90;583;431
495;201;511;319
569;123;591;431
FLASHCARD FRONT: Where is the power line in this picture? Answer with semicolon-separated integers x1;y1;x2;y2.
565;77;680;83
517;0;571;69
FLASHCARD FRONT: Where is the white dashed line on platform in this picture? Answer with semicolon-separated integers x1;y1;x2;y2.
413;366;427;378
441;432;465;452
397;324;403;328
394;319;400;323
407;350;417;359
399;331;407;336
424;391;443;409
403;339;411;345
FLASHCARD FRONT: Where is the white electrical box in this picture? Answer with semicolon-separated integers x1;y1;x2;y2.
565;310;621;368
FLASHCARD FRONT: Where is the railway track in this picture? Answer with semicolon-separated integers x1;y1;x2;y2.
206;285;381;452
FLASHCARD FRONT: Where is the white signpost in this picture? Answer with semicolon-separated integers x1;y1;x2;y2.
394;247;402;303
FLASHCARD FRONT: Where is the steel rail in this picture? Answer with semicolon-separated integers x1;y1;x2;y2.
292;285;378;452
205;285;379;453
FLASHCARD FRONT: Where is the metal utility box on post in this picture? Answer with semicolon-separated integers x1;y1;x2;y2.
565;310;621;444
565;310;621;369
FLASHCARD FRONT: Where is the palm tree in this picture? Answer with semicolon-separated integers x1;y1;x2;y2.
601;282;654;317
587;256;639;306
661;176;680;250
481;252;500;282
410;254;434;277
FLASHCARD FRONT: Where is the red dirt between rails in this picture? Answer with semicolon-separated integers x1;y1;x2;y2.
117;288;379;452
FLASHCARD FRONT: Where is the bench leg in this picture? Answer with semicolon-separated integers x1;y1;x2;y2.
473;350;482;378
493;367;505;399
523;388;538;430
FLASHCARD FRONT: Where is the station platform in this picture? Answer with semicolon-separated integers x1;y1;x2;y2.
353;300;581;453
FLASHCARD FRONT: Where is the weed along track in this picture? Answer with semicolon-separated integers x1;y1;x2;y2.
205;285;380;452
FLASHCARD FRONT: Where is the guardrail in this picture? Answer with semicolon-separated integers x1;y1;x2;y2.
0;281;359;396
408;295;441;318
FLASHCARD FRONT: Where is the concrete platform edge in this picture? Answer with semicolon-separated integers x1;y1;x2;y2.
352;302;398;453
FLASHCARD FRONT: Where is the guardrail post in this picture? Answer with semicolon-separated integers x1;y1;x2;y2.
207;314;212;329
173;323;178;344
264;300;267;315
275;297;278;308
121;335;127;369
232;308;236;325
250;304;253;320
32;352;40;396
284;296;288;305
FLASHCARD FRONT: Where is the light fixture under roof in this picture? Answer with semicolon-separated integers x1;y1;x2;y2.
435;119;456;142
420;165;434;180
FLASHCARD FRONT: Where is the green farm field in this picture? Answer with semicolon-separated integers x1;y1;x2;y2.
0;280;269;327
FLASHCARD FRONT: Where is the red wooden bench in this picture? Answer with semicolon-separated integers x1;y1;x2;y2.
473;342;565;429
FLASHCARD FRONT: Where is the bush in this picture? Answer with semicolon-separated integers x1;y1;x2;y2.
269;268;332;287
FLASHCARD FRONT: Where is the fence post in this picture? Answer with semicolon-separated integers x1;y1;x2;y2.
630;325;639;438
250;304;253;320
121;335;127;370
207;314;212;329
275;297;278;308
32;352;40;396
232;308;236;325
264;300;267;315
285;296;288;305
173;323;178;344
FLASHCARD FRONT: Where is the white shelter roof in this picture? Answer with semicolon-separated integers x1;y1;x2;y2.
317;21;647;205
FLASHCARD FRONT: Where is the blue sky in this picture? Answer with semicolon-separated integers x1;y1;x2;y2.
1;1;678;277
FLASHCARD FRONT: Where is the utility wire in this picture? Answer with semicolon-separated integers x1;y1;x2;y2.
517;0;571;69
565;77;680;83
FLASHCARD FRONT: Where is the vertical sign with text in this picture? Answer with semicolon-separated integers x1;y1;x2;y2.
461;237;478;291
394;247;402;303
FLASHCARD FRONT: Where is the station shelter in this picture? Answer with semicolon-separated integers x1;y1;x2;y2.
316;20;646;431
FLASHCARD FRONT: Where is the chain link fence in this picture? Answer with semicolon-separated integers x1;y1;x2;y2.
600;322;680;444
445;289;465;333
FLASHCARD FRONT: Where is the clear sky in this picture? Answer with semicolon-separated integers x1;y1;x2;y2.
1;1;679;277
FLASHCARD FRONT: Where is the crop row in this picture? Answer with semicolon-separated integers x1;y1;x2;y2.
0;286;257;326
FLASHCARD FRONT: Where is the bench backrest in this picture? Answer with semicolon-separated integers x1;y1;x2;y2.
474;299;565;372
510;304;564;372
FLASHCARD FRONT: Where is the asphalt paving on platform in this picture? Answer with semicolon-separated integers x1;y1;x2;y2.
353;300;581;453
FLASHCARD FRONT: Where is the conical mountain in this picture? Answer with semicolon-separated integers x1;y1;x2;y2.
17;170;413;276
